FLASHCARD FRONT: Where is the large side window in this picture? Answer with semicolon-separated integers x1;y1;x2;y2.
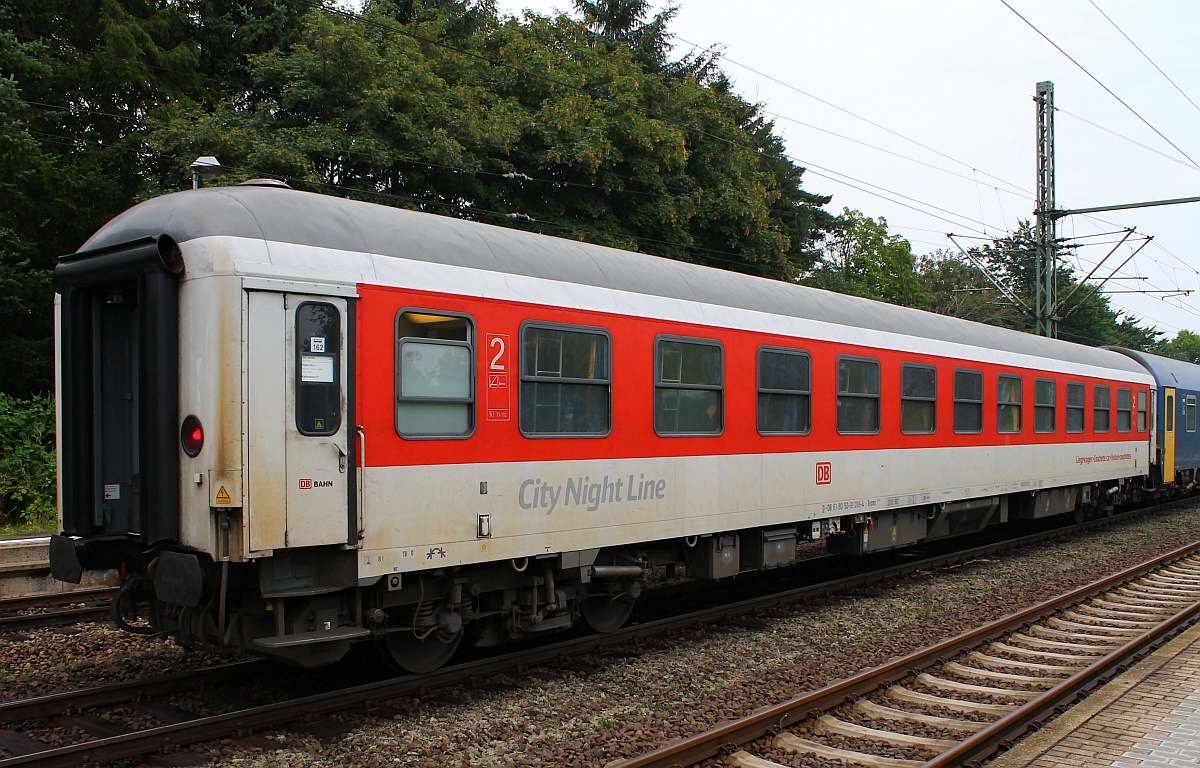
1187;395;1197;433
837;356;880;434
900;363;936;435
1034;378;1056;433
395;311;473;438
1116;387;1132;432
953;369;983;434
1139;389;1149;432
1066;382;1085;433
1094;385;1111;433
655;337;722;435
520;324;610;436
757;347;811;435
997;374;1022;434
296;302;342;436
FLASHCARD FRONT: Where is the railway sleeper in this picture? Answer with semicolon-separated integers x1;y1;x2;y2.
941;661;1058;686
853;699;986;733
773;732;924;768
886;686;1016;716
812;713;959;750
916;672;1040;701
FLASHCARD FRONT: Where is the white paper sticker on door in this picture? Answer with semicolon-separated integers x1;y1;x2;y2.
301;355;334;383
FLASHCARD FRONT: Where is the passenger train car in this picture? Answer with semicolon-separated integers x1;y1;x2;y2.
49;182;1186;670
1108;348;1200;491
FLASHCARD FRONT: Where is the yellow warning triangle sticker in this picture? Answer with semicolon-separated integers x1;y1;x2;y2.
215;486;232;505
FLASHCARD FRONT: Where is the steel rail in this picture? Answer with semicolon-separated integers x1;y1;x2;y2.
0;606;110;632
605;536;1200;768
925;596;1200;766
0;589;117;632
0;502;1183;767
0;588;116;613
0;662;262;725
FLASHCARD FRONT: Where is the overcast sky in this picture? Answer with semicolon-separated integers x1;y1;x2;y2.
489;0;1200;339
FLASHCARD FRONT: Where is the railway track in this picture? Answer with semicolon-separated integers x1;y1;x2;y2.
0;504;1181;767
606;539;1200;768
0;589;116;633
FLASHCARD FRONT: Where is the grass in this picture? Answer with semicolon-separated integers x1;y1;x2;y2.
0;517;56;537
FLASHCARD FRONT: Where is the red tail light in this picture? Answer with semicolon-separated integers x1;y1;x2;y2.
181;415;204;457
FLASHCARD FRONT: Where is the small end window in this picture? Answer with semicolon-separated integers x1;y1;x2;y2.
1034;378;1056;433
900;363;936;435
1116;387;1132;433
997;374;1022;434
655;337;722;435
1094;385;1111;433
1066;382;1085;433
396;311;474;438
953;369;983;434
758;348;811;435
837;356;880;434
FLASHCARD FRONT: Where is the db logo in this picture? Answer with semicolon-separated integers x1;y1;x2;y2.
815;462;832;485
298;478;314;490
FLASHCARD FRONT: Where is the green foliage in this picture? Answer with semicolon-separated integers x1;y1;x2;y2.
573;0;677;70
803;209;928;308
0;393;57;531
1156;330;1200;364
916;250;1023;328
919;225;1163;351
146;0;833;280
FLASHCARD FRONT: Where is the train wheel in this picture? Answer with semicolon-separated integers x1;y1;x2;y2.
580;594;635;634
380;627;462;674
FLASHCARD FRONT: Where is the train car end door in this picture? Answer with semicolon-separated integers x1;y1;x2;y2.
247;292;351;552
1164;387;1177;484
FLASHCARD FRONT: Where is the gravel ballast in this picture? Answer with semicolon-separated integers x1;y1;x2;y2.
3;503;1200;766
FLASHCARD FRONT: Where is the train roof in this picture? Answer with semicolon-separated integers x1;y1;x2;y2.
1107;347;1200;390
78;184;1148;375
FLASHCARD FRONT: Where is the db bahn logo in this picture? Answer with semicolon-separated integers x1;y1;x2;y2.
815;462;832;485
298;478;313;490
299;478;334;490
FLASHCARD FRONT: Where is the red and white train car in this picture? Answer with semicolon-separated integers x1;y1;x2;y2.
51;183;1155;670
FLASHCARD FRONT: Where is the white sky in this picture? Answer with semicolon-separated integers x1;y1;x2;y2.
490;0;1200;339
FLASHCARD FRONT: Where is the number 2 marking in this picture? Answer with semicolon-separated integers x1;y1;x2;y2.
490;336;506;371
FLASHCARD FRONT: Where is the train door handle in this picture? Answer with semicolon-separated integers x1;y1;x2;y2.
336;443;347;473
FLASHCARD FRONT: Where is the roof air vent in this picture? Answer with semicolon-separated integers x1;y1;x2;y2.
239;178;292;189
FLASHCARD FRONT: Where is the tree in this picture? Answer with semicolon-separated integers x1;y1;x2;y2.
1157;330;1200;364
147;0;833;280
572;0;676;70
0;0;219;396
803;208;927;308
916;250;1023;327
918;224;1162;350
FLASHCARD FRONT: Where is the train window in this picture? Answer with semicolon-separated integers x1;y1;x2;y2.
757;347;811;435
952;369;983;434
519;324;610;436
1116;387;1132;432
997;374;1022;434
836;356;880;434
1094;386;1111;433
296;302;342;436
655;337;722;435
1140;390;1149;432
900;363;936;434
1187;396;1197;433
1066;382;1085;433
395;310;474;438
1034;378;1056;433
